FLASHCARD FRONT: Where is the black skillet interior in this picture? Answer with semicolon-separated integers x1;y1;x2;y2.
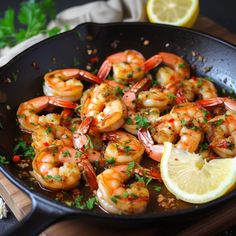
1;22;236;235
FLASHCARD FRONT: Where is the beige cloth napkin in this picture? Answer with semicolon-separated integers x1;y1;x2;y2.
0;0;147;67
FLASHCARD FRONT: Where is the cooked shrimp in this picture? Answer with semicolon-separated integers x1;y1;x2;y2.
97;50;147;85
96;165;149;214
136;87;171;111
178;77;217;101
139;103;210;160
196;97;236;158
32;124;73;153
146;52;190;91
205;112;236;158
43;69;102;101
17;96;76;133
102;131;144;165
32;146;98;191
80;83;127;132
152;103;209;152
196;97;236;114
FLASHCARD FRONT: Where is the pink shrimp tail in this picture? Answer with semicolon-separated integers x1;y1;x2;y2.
80;70;103;84
97;60;112;81
137;129;163;162
175;89;189;104
73;117;93;149
144;54;162;71
49;97;77;109
81;159;98;190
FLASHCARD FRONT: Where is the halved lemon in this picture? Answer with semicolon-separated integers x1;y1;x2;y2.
160;142;236;204
147;0;199;28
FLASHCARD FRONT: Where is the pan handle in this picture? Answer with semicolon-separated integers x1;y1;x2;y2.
5;195;73;236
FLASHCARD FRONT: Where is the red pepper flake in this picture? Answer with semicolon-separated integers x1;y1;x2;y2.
12;155;21;163
89;57;98;63
44;142;50;147
168;118;175;123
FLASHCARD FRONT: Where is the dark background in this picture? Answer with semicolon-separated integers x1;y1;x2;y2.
1;0;236;34
0;0;236;235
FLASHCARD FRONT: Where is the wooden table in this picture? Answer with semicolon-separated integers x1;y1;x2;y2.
1;15;236;236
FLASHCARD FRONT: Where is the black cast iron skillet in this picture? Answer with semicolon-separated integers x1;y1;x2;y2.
1;22;236;236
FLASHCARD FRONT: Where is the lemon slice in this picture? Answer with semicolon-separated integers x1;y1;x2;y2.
160;142;236;204
147;0;199;27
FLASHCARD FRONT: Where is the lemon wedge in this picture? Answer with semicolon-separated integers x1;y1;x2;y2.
147;0;199;27
160;142;236;204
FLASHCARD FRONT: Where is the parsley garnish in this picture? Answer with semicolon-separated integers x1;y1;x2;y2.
125;118;133;125
75;150;83;158
45;126;52;134
124;146;133;154
106;157;115;165
46;175;62;181
215;119;224;126
75;195;97;210
135;115;150;129
180;119;188;125
0;155;9;165
62;150;71;157
178;63;185;68
0;0;60;49
84;135;94;150
197;78;203;88
167;92;176;100
114;86;124;96
135;174;152;186
13;138;35;159
199;143;209;152
127;161;135;171
154;185;162;192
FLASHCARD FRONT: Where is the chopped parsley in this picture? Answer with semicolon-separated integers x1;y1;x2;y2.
106;157;115;165
167;92;176;100
45;126;52;134
84;135;94;150
180;119;188;126
62;150;71;157
75;150;83;158
74;195;98;210
0;155;9;165
124;146;133;154
135;115;150;129
135;174;152;186
154;185;162;192
125;118;133;125
13;138;35;159
127;161;135;172
114;86;124;96
46;175;62;181
199;142;209;152
215;119;224;126
178;63;186;69
197;78;203;88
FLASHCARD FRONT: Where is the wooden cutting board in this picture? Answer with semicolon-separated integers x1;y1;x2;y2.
1;16;236;236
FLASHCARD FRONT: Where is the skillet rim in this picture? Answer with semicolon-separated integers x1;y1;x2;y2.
1;21;236;221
